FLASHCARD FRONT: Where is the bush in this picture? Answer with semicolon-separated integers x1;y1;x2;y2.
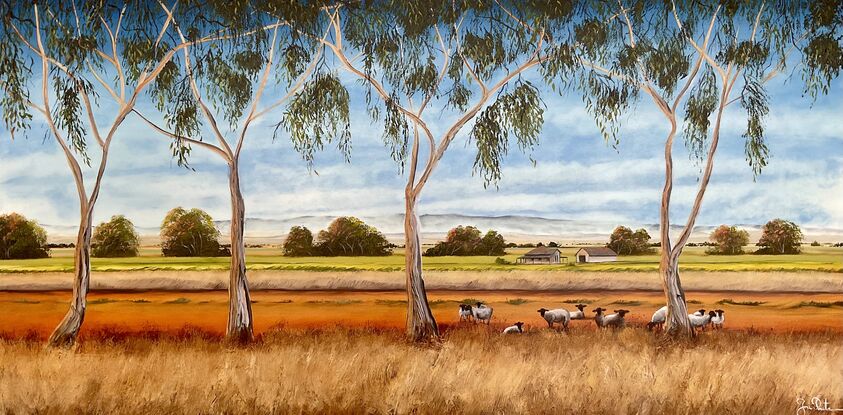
707;225;750;255
755;219;803;255
314;217;391;256
92;215;140;257
494;257;511;265
0;213;50;259
810;241;821;247
283;226;314;256
424;226;508;256
160;207;226;257
607;226;653;255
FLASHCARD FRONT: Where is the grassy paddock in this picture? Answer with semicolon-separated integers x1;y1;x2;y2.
1;246;841;273
0;326;840;414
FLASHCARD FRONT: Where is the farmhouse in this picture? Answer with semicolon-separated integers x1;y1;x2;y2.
516;247;566;264
575;247;618;263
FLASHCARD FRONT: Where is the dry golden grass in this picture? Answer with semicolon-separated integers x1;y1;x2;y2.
2;269;841;292
1;326;840;414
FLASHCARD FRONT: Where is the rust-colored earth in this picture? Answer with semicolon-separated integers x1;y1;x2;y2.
1;290;841;338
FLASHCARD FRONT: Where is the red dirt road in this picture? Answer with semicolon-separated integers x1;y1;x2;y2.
1;290;841;338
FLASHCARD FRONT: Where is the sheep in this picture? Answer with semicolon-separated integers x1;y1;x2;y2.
537;307;570;331
692;308;706;317
593;307;607;328
647;305;668;331
689;310;716;332
472;302;493;324
458;304;474;322
502;322;525;334
602;309;629;329
569;303;588;320
711;309;725;329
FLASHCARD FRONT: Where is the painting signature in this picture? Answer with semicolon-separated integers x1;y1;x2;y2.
797;396;843;414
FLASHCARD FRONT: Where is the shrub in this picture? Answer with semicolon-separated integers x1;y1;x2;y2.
810;241;821;247
707;225;750;255
283;226;314;256
0;213;50;259
160;207;226;257
494;257;511;265
92;215;140;257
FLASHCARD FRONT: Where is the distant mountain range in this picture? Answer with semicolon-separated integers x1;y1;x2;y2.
40;214;843;245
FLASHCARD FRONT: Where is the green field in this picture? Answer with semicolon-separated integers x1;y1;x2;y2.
0;246;840;273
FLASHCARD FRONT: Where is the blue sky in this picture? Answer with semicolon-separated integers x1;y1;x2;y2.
1;63;841;232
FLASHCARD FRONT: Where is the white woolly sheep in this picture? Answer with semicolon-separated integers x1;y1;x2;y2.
502;322;525;334
711;309;726;329
458;304;473;322
538;307;570;331
647;305;668;331
688;310;716;332
602;309;629;329
569;303;588;320
472;302;493;324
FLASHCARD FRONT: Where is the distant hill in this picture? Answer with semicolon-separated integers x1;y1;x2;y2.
39;214;843;245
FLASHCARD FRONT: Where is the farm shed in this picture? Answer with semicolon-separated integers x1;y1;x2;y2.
575;247;618;263
516;247;566;264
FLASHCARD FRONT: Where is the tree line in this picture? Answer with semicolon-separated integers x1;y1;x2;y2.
606;219;805;256
1;1;840;344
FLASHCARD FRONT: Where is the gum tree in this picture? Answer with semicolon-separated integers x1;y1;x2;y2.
0;1;240;346
302;2;573;341
524;0;842;336
135;2;349;342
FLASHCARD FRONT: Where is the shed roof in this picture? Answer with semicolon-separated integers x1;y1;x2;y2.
576;247;618;257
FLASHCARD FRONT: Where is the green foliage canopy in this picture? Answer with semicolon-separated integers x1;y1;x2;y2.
708;225;750;255
92;215;140;258
756;219;803;255
0;213;50;259
425;226;507;256
160;207;225;257
314;217;392;257
282;226;314;257
607;226;653;256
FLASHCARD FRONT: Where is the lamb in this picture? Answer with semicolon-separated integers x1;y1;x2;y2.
711;309;725;329
502;322;525;334
537;307;570;331
458;304;473;322
569;303;588;320
647;305;668;331
689;310;716;332
472;302;493;324
602;309;629;329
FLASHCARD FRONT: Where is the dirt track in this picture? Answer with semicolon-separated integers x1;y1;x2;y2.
1;289;841;338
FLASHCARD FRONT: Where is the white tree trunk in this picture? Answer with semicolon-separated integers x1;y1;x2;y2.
47;209;93;347
404;195;438;341
226;161;253;342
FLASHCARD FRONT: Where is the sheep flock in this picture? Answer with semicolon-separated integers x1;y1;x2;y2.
455;302;727;334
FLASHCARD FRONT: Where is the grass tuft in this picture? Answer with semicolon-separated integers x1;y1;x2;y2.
89;298;119;305
792;301;843;308
609;299;643;306
562;299;594;304
505;298;529;305
164;298;191;304
716;298;766;306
